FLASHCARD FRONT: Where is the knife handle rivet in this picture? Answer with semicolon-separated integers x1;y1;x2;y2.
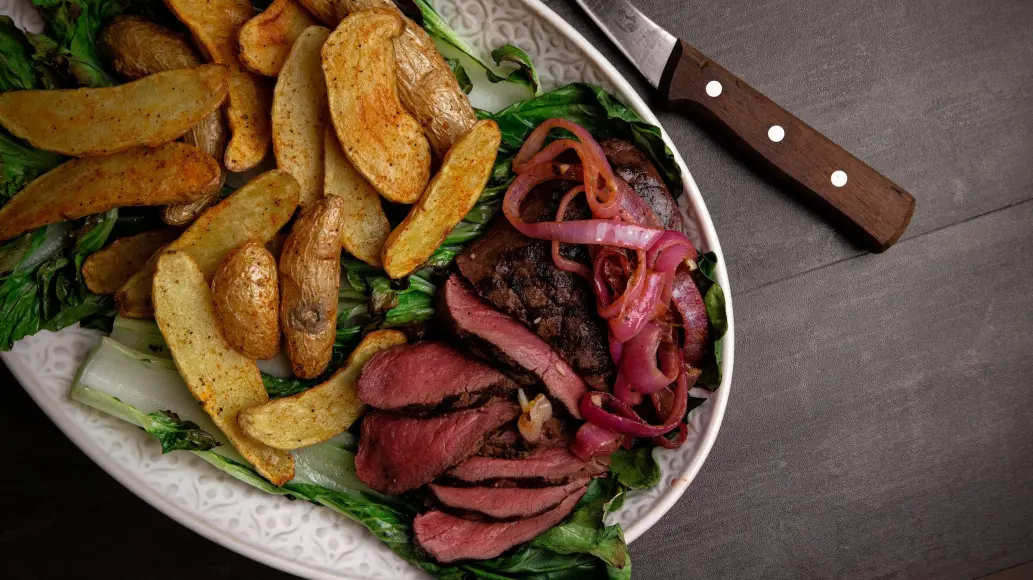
831;170;848;187
705;80;723;97
768;125;785;143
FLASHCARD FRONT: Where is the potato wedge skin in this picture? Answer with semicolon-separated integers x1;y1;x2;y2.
383;119;501;278
280;196;345;378
153;250;294;485
298;0;338;25
272;25;330;206
239;0;319;76
212;240;280;360
100;15;201;78
166;0;272;171
0;64;230;157
116;169;301;318
340;0;476;156
238;329;406;449
322;11;430;204
83;228;181;294
0;142;222;241
98;15;229;225
324;127;389;266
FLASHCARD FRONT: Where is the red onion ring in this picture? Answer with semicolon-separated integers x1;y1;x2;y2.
551;185;592;279
618;323;678;394
579;367;689;438
609;271;665;343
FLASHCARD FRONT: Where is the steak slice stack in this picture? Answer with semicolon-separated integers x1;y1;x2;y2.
429;478;589;520
355;401;520;495
414;486;588;563
448;446;609;484
440;273;588;418
357;341;517;412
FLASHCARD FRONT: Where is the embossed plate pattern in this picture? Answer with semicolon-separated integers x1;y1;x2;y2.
0;0;734;577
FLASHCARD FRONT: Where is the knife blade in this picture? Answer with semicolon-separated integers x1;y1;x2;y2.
575;0;915;252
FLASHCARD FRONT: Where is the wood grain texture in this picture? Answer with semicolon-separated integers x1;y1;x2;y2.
3;0;1033;578
630;199;1033;579
659;40;916;252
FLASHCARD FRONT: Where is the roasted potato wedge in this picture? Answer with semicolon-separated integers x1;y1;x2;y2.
117;170;300;318
324;127;389;266
383;119;500;278
322;11;430;204
0;65;229;157
238;329;406;449
98;15;229;226
100;15;201;78
166;0;273;171
211;240;280;360
0;142;222;241
298;0;338;25
272;25;330;206
239;0;319;76
83;228;181;294
154;250;294;485
280;196;345;378
340;0;477;156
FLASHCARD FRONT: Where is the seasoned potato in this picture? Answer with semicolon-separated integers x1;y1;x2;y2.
153;250;295;485
324;127;389;266
117;170;300;318
166;0;273;171
340;0;477;156
298;0;339;25
238;329;406;449
272;26;330;206
98;15;229;226
0;65;229;157
212;240;280;360
239;0;319;76
0;142;222;241
322;11;430;203
280;196;345;378
83;228;181;294
383;119;500;278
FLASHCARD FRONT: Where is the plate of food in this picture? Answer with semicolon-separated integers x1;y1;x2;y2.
0;0;734;577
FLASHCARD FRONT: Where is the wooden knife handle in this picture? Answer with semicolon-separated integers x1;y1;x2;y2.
658;40;915;252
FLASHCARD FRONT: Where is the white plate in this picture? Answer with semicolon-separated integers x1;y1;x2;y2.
0;0;735;577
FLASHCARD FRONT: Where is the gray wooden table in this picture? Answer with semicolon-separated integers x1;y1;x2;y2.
2;0;1031;578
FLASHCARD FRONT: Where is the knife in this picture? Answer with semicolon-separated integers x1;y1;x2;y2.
574;0;916;252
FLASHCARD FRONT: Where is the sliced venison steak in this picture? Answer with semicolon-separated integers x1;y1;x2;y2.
414;486;587;563
357;341;516;412
440;274;588;418
355;401;520;495
429;478;589;520
456;183;614;390
448;446;608;484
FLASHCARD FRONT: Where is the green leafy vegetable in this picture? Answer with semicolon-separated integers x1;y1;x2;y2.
445;57;473;94
609;446;663;490
0;15;62;90
490;44;540;95
693;251;727;389
411;0;539;95
262;373;319;398
0;210;119;350
143;410;221;453
29;0;128;87
0;130;63;206
486;83;682;193
532;478;629;572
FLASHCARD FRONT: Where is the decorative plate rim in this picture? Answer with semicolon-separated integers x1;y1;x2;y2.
0;0;735;576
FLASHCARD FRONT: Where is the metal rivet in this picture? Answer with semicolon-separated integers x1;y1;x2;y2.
768;125;785;142
705;80;723;97
831;170;848;187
